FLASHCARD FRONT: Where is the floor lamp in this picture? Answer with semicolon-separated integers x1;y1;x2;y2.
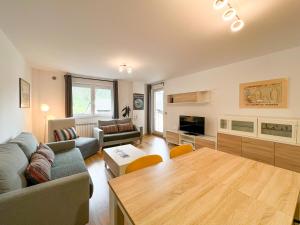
40;104;50;143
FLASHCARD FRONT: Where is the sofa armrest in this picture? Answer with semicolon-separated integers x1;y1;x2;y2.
0;172;90;225
46;140;76;153
93;127;104;147
133;125;143;142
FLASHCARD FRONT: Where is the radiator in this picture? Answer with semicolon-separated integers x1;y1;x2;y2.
75;116;103;137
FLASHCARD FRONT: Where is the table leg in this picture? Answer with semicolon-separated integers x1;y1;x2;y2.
109;188;124;225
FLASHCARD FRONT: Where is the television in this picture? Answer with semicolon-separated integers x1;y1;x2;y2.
179;115;205;135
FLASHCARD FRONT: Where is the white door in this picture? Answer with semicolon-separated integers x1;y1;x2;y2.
153;89;164;135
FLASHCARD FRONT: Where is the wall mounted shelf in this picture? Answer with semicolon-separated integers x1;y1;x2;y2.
167;91;211;104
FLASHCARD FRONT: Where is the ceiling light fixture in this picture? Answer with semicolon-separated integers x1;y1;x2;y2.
213;1;245;32
119;64;133;74
213;0;228;10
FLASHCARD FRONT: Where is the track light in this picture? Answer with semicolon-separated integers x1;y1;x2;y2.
223;8;237;21
213;1;245;32
231;19;245;32
213;0;228;10
119;65;133;74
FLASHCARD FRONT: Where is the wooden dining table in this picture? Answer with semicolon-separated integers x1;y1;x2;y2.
108;148;300;225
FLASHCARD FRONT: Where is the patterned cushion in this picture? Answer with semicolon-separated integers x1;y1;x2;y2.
37;143;55;166
54;127;78;142
118;123;134;132
100;125;119;134
25;153;51;185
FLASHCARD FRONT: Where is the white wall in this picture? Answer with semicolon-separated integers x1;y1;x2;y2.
0;30;32;143
165;46;300;137
32;69;65;142
118;80;133;118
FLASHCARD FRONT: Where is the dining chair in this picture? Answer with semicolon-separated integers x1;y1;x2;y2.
125;155;163;174
169;144;193;159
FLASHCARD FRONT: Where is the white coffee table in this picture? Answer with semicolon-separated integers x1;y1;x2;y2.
103;144;147;177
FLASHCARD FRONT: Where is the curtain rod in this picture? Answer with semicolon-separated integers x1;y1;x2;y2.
67;73;116;83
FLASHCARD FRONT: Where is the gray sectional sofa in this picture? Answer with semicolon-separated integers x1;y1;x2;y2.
0;132;92;225
94;118;143;148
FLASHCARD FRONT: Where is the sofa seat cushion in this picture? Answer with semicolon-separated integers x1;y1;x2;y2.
52;148;83;168
104;130;140;142
51;147;93;197
75;137;99;159
10;132;38;159
0;143;28;194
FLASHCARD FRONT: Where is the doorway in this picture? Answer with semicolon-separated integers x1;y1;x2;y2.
153;89;164;136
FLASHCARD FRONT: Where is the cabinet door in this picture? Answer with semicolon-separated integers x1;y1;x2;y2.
217;133;242;156
229;116;257;137
218;117;229;133
166;131;179;145
275;143;300;173
258;118;298;144
242;137;274;165
195;138;215;150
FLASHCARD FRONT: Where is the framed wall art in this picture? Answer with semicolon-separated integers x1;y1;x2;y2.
240;78;288;108
133;93;144;110
19;78;30;108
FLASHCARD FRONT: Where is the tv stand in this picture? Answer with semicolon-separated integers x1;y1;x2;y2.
166;130;216;150
183;132;200;136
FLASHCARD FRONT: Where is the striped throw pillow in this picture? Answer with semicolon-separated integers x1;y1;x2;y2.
37;143;55;166
118;123;134;132
25;153;51;185
54;127;78;142
100;125;119;134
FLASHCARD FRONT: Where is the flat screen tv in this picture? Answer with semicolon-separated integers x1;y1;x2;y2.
179;115;205;135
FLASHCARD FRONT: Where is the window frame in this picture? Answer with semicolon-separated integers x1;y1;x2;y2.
72;83;114;118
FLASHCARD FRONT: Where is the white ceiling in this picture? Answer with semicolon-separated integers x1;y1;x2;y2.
0;0;300;82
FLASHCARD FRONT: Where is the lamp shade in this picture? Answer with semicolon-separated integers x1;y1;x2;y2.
41;104;50;112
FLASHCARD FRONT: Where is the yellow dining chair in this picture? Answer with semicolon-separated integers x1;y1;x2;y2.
169;144;193;159
125;155;163;174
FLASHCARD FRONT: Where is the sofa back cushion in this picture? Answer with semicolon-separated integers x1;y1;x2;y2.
54;127;78;142
10;132;38;159
100;125;119;134
118;123;134;132
25;153;51;185
0;143;28;194
116;118;132;125
98;119;116;127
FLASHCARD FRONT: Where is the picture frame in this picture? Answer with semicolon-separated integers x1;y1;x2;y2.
19;78;30;108
239;78;288;108
133;93;144;110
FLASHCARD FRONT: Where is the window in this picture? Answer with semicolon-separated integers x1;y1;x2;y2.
72;84;114;117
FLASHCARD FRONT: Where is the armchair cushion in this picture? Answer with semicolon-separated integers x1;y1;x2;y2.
75;137;99;159
0;143;28;194
54;127;78;142
9;132;38;159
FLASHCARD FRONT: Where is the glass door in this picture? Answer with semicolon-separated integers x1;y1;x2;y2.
153;89;164;135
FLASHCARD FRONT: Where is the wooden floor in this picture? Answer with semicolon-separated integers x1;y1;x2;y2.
84;135;173;225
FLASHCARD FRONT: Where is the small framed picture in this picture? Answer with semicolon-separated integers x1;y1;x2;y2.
133;93;144;110
19;78;30;108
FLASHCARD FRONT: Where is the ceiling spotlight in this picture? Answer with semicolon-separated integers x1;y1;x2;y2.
119;65;125;73
213;0;228;10
231;19;245;32
223;8;237;21
127;67;133;74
